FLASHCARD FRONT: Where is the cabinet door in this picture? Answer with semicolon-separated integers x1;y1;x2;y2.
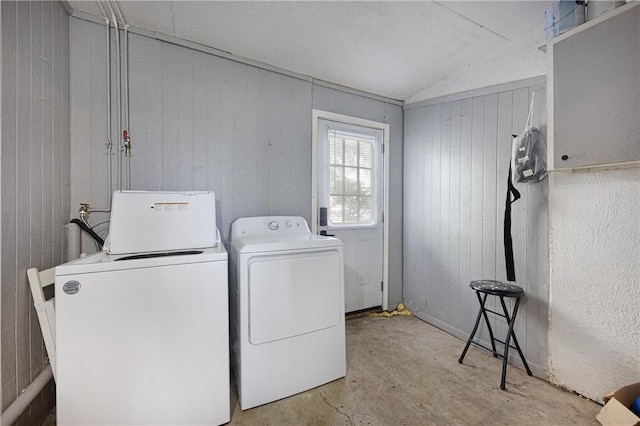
549;4;640;169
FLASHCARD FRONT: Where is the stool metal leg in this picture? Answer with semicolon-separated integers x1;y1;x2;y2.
459;292;499;363
477;292;497;357
499;296;533;377
458;292;487;364
500;297;532;390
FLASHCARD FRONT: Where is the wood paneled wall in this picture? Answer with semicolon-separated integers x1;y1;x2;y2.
69;19;404;307
403;78;549;375
1;0;69;423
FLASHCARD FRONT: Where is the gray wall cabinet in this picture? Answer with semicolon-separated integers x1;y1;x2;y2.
548;3;640;170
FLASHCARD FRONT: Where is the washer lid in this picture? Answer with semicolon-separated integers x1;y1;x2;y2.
106;190;218;255
55;244;227;277
231;233;342;254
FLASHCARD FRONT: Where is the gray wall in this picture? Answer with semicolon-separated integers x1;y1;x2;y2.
403;77;549;376
70;18;404;308
1;0;69;423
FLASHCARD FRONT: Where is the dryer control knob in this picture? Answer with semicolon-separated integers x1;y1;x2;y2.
284;220;292;228
268;220;279;231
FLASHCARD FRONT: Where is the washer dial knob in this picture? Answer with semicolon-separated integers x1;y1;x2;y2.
268;220;279;231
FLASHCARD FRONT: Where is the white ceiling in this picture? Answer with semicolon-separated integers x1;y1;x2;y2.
68;1;552;103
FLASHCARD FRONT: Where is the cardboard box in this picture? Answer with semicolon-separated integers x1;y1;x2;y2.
596;382;640;426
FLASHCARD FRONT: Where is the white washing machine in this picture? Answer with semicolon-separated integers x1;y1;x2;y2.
55;191;230;426
229;216;346;410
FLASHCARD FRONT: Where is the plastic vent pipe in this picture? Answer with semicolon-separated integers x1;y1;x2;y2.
0;366;53;425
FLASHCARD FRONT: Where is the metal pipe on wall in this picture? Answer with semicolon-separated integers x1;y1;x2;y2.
114;0;132;190
90;0;114;214
104;0;122;192
78;1;130;216
125;25;131;190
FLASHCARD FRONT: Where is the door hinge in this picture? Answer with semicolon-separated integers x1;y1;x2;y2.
380;281;384;292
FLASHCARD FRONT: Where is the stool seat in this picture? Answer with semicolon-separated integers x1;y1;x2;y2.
470;280;524;297
459;279;532;390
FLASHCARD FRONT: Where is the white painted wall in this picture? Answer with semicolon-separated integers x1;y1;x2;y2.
548;168;640;401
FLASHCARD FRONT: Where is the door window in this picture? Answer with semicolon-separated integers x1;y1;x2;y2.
325;129;381;227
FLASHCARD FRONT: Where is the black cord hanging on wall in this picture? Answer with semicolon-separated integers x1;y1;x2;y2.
504;157;521;282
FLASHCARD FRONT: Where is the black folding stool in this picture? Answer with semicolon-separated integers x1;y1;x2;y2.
458;279;533;390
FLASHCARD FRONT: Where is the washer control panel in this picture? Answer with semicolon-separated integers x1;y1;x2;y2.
230;216;311;240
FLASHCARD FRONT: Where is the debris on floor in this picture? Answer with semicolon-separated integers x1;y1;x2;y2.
369;302;412;318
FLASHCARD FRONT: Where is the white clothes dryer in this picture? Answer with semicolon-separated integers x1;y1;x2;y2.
55;191;230;425
229;216;346;410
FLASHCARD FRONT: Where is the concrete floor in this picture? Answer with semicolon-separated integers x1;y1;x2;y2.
44;315;601;425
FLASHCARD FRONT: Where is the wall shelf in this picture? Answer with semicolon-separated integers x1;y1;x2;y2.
552;160;640;173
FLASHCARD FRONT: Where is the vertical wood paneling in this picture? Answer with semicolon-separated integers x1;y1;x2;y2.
192;52;209;191
2;0;19;410
421;106;433;315
384;101;404;307
28;1;45;404
212;56;235;236
145;37;163;191
403;78;549;376
402;108;422;307
430;104;442;321
458;98;473;334
1;1;69;421
469;96;487;341
448;100;461;331
439;103;451;325
41;0;54;268
69;17;110;250
177;48;194;190
69;19;93;206
90;22;108;207
482;94;499;338
16;5;33;404
128;33;148;189
162;43;179;191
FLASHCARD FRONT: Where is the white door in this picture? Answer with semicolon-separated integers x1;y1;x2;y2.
313;111;389;313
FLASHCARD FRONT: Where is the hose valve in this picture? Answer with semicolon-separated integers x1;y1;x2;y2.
123;130;132;157
79;203;90;218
